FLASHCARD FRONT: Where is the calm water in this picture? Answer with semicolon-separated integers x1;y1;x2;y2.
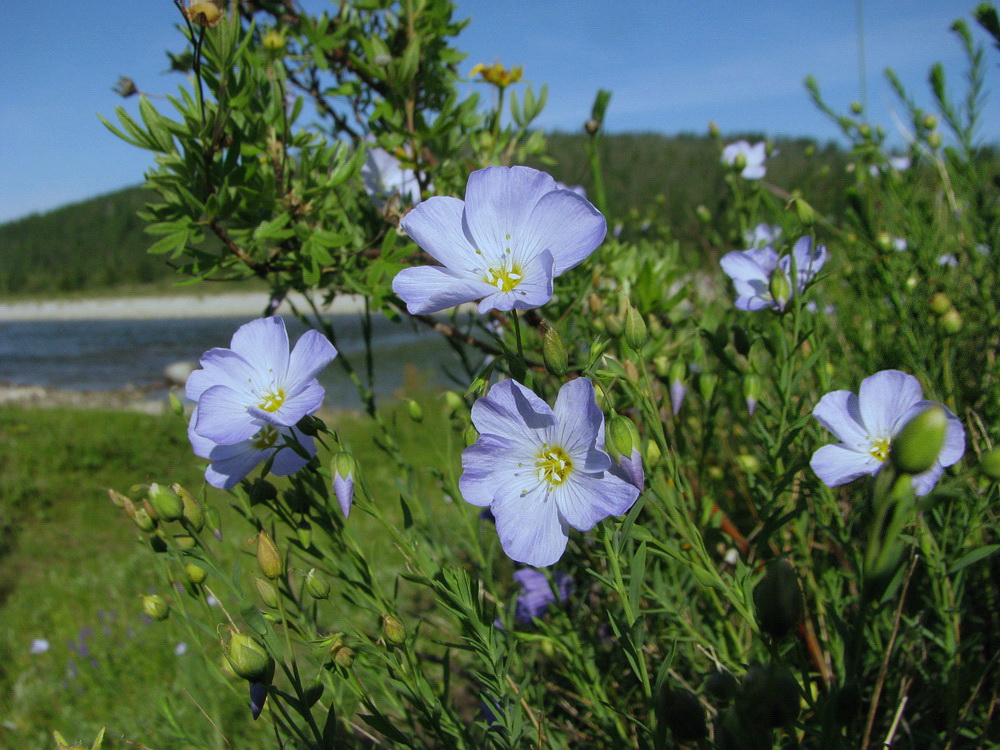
0;314;476;410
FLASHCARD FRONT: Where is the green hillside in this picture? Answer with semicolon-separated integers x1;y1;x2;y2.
0;132;850;297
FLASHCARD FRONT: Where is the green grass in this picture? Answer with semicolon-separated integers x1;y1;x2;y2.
0;394;467;748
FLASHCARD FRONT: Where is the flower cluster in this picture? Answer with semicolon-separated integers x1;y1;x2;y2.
186;317;337;489
810;369;965;495
392;166;606;315
460;378;640;567
720;236;827;311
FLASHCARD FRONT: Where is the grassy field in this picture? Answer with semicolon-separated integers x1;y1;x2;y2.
0;395;465;749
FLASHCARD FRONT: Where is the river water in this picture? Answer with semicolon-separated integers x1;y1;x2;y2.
0;314;477;410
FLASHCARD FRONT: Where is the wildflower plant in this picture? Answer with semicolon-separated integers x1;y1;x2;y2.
86;2;1000;749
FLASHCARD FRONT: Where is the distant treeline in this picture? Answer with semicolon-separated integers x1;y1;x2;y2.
0;132;853;296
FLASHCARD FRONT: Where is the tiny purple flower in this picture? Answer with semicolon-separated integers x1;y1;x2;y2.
720;236;828;312
810;369;965;495
670;379;687;416
722;140;768;179
186;317;337;446
333;473;354;519
393;166;606;315
362;146;423;208
513;568;573;624
460;378;639;567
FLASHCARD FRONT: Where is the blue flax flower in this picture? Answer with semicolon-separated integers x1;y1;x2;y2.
722;140;769;179
512;568;573;624
720;236;827;312
810;369;965;495
362;146;423;209
186;317;336;488
460;378;639;567
393;166;606;315
187;317;336;445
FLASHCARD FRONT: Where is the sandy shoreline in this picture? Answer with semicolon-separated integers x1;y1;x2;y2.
0;291;369;322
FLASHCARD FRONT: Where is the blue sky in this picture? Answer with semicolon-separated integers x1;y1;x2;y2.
0;0;992;224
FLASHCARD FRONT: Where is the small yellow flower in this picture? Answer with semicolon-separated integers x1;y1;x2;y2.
469;62;523;88
187;0;224;27
262;29;286;52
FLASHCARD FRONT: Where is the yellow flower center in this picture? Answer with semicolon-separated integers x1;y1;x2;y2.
536;444;573;486
251;425;279;451
258;387;286;412
869;435;891;462
484;262;522;292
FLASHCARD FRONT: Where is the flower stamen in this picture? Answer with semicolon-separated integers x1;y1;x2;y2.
869;435;891;462
258;387;286;412
484;263;523;292
536;444;573;486
251;425;280;451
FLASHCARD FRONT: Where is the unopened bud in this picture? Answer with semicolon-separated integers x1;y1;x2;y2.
172;483;204;531
850;101;863;114
174;534;196;549
743;372;761;416
732;152;747;171
444;391;465;416
645;439;662;468
695;204;712;223
708;120;720;139
605;313;624;338
133;507;156;533
653;355;670;379
859;123;871;139
305;568;331;599
623;359;640;383
330;640;355;669
147;483;183;522
752;560;804;639
142;594;169;621
890;405;948;475
407;399;424;423
256;530;283;580
204;504;222;541
793;196;816;226
262;29;285;52
940;308;962;334
927;131;942;149
657;688;708;742
698;372;718;402
768;273;792;310
929;292;951;315
876;231;894;252
332;452;357;519
381;613;406;646
606;415;640;462
187;0;224;27
255;577;279;608
584;118;600;135
980;447;1000;480
923;113;938;130
736;453;761;475
623;306;648;350
226;633;274;683
185;563;207;585
587;293;604;315
542;326;568;377
108;488;129;508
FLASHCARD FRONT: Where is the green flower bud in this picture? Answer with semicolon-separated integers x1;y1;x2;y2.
876;231;894;252
302;679;324;708
742;372;762;416
732;152;748;171
929;292;952;315
645;439;662;468
204;504;222;541
890;405;948;475
794;196;816;226
905;275;919;291
132;507;156;533
940;308;962;334
142;594;169;621
704;668;740;703
923;113;938;129
147;483;183;522
752;559;804;639
859;123;871;139
653;355;670;379
305;568;331;599
850;100;863;114
226;633;274;683
736;454;761;475
980;447;1000;480
255;577;279;608
262;29;285;52
656;688;707;742
698;372;718;402
443;391;465;416
668;361;686;385
407;399;424;423
172;483;204;531
768;273;792;311
623;306;648;350
381;613;406;646
256;530;284;580
927;131;942;149
542;326;568;377
108;488;128;508
606;415;640;462
695;204;712;223
587;293;604;315
330;640;355;669
185;563;207;585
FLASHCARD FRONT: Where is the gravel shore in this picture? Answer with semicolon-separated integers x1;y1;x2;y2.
0;291;368;321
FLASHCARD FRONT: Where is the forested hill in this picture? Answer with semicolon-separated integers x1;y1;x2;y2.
0;132;850;297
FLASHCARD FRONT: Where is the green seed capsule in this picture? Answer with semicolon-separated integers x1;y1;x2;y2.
142;594;170;621
226;633;274;683
256;530;284;580
890;405;948;475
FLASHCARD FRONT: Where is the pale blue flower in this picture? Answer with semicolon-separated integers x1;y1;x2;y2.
29;638;50;655
393;166;606;315
362;146;423;208
722;140;768;179
188;407;317;490
512;568;573;623
720;236;828;311
460;378;639;566
186;317;337;446
744;223;782;249
937;253;958;267
810;369;965;495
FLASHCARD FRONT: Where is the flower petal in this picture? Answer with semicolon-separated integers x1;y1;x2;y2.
550;378;606;464
518;189;606;275
462;166;557;257
229;317;290;383
859;370;923;436
400;195;481;272
194;385;260;444
249;381;326;427
470;379;553;442
269;433;316;477
813;390;869;450
556;470;639;531
186;349;256;402
810;443;880;487
492;484;569;567
720;250;771;285
910;463;945;496
460;436;530;507
393;265;494;314
285;330;337;393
